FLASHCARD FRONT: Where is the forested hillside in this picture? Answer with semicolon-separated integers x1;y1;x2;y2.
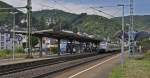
112;15;150;32
32;9;122;38
0;1;122;39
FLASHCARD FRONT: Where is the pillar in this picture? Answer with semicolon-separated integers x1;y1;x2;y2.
39;37;43;57
91;42;94;52
58;39;61;55
79;42;82;53
86;42;89;53
70;40;73;54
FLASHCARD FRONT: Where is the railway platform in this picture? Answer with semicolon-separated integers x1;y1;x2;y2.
0;52;97;66
0;52;119;78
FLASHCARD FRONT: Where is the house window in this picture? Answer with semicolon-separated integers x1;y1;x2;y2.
6;34;9;37
1;33;4;35
1;42;4;46
1;47;4;49
14;41;17;44
1;36;4;41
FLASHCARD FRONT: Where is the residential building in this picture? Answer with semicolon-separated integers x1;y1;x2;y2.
0;26;24;50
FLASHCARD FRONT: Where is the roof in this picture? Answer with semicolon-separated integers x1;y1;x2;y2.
12;30;101;43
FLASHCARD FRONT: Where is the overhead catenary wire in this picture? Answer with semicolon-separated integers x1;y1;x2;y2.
0;7;26;10
39;4;53;10
51;0;73;12
90;7;116;18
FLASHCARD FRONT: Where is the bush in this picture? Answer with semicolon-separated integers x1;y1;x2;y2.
0;49;12;54
0;49;12;58
4;49;11;54
0;52;7;58
144;50;150;60
15;47;25;53
138;39;150;52
51;47;58;54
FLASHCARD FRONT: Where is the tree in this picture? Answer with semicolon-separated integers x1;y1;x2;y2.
37;16;47;30
30;36;38;47
24;36;39;48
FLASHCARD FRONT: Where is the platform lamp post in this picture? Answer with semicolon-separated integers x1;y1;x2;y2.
10;12;18;60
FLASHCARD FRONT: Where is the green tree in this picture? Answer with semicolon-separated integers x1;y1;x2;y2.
28;36;39;47
37;16;48;30
31;36;38;47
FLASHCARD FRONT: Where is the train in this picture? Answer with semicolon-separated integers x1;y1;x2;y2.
97;41;121;53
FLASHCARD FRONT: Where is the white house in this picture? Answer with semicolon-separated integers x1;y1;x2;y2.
0;26;24;50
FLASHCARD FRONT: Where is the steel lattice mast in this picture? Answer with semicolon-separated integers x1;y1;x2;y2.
26;0;32;58
129;0;134;56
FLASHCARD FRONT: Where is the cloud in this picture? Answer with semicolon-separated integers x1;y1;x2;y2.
0;0;121;18
1;0;26;7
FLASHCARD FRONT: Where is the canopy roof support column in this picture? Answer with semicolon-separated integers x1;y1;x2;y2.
39;37;43;57
70;40;73;54
58;39;61;55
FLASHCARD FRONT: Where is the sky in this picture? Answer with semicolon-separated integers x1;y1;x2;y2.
1;0;150;18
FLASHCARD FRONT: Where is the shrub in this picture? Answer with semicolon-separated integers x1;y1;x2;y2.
0;49;12;58
0;49;12;54
138;39;150;52
51;47;58;54
3;49;12;54
0;52;7;58
15;47;25;53
144;50;150;60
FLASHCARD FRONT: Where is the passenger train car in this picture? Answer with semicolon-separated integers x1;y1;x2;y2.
98;41;120;53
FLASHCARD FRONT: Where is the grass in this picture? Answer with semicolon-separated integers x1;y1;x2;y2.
0;52;26;59
109;50;150;78
0;48;25;59
109;65;124;78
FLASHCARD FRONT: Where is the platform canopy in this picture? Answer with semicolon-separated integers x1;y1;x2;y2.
12;30;101;43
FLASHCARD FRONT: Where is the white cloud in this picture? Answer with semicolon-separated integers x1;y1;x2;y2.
0;0;121;18
1;0;26;7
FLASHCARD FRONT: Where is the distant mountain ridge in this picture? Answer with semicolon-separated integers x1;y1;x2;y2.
112;15;150;32
0;1;24;27
32;9;121;39
2;1;149;39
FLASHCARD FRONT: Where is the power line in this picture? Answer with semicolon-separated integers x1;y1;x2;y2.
0;7;26;10
90;7;116;18
39;3;53;10
112;8;122;16
52;0;72;12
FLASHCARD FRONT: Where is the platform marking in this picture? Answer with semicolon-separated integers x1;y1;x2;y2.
68;54;120;78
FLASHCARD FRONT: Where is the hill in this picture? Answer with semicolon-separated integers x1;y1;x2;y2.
0;1;25;27
112;15;150;32
0;1;122;39
32;10;121;39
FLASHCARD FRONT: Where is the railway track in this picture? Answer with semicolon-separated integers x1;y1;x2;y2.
0;52;119;78
0;53;98;75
